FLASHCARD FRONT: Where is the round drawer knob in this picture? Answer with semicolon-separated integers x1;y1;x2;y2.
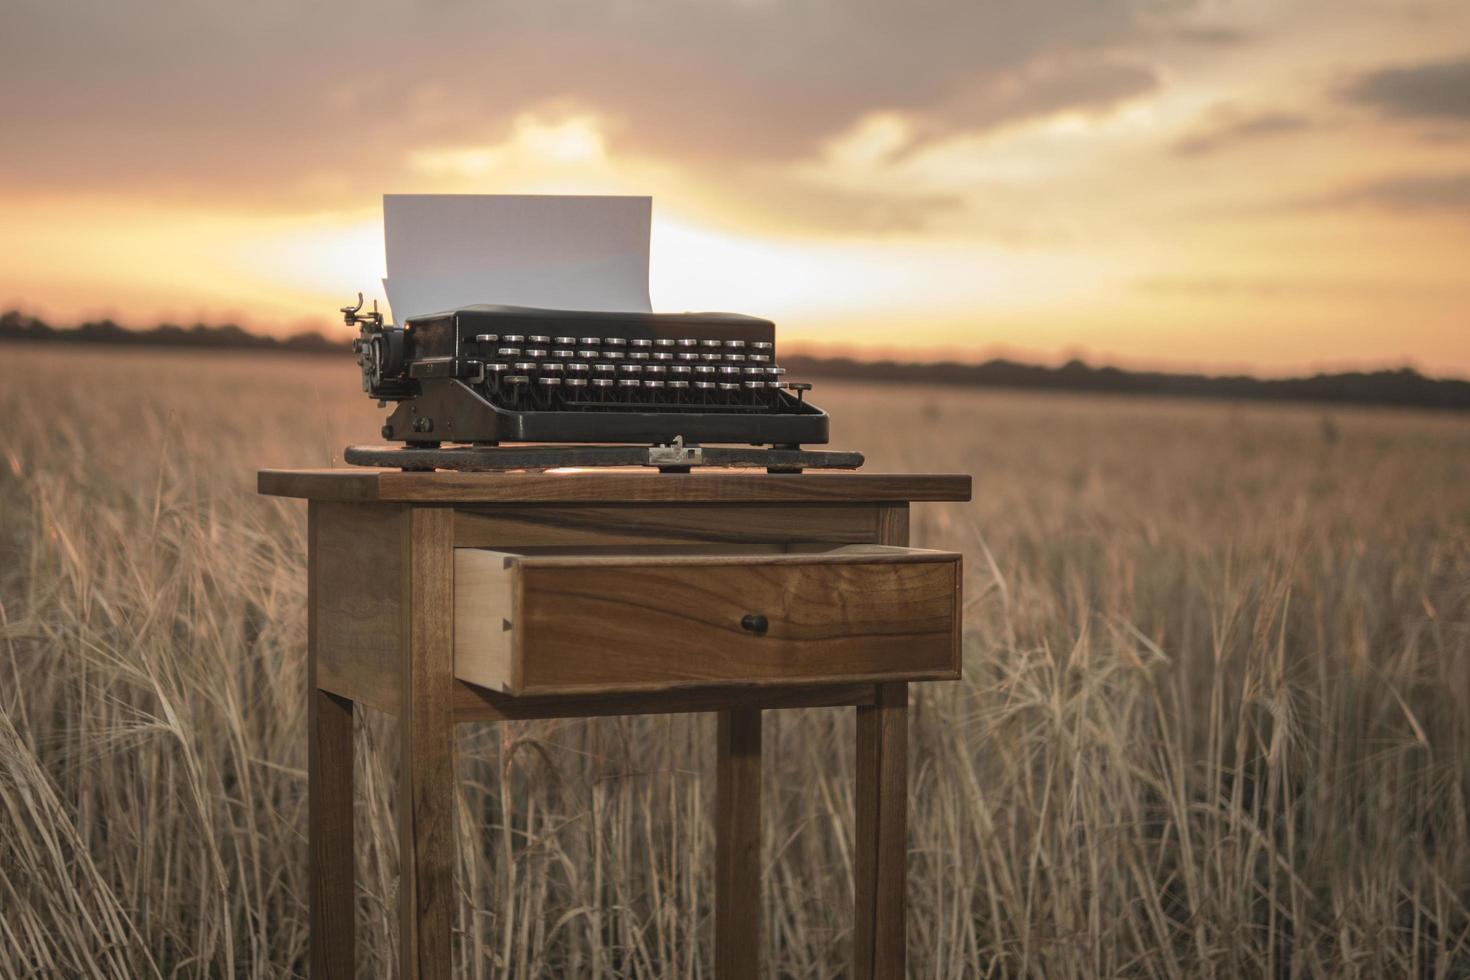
740;613;769;635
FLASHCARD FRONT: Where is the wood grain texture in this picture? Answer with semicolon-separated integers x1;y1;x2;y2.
455;504;882;549
451;680;877;722
308;502;357;978
853;683;908;980
259;468;972;504
463;546;960;695
716;710;763;980
312;502;405;714
398;506;456;980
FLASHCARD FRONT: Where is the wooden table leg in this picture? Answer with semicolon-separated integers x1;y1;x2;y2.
399;507;456;979
854;682;908;980
716;708;762;978
309;688;356;978
309;499;357;978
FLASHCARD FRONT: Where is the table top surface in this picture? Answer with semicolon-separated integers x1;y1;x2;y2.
258;467;972;504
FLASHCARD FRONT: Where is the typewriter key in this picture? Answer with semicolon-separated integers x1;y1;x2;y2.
617;378;640;388
700;339;723;348
678;352;700;362
554;336;576;345
677;338;699;347
605;337;628;347
694;365;716;375
628;351;650;360
540;362;563;373
700;353;722;362
473;334;499;344
725;340;747;349
528;335;551;344
644;364;666;375
578;337;601;346
525;349;547;358
630;338;652;348
502;335;525;344
718;382;740;391
551;349;574;359
694;381;716;390
513;362;537;372
752;341;773;351
652;352;673;361
592;364;615;375
538;376;562;386
718;366;742;377
723;353;746;363
497;348;522;358
620;363;643;375
742;380;765;389
591;378;614;388
747;354;771;363
604;350;625;360
643;379;665;389
742;366;764;376
654;338;676;348
577;349;599;359
485;363;508;376
670;364;692;375
506;374;530;386
668;379;689;389
567;362;590;372
564;377;588;387
769;366;787;376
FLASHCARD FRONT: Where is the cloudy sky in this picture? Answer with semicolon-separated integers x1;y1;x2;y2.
2;0;1467;374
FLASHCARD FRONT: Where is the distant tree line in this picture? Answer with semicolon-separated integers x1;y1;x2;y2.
4;309;1466;411
0;310;341;353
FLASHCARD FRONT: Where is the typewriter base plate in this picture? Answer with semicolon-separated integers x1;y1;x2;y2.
344;443;864;474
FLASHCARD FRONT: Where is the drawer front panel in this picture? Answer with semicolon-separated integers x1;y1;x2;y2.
507;550;959;694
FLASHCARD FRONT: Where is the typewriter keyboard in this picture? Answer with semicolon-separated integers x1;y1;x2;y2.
466;333;805;412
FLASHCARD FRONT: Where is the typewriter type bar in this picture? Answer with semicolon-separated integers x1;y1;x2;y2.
351;304;830;446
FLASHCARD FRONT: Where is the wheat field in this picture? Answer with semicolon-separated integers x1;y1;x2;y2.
1;343;1468;978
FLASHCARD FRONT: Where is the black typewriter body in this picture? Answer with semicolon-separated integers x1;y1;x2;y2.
353;304;830;447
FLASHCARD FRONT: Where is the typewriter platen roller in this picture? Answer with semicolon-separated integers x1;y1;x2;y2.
344;297;862;472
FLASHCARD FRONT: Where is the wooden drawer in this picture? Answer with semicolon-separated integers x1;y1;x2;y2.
454;544;962;695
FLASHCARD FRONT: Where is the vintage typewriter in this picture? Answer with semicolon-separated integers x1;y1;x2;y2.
342;296;862;472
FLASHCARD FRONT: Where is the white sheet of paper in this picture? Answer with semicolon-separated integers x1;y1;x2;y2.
381;194;652;323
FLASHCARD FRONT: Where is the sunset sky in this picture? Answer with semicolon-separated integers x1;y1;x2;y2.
2;0;1467;376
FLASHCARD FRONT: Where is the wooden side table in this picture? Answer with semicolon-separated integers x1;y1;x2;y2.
259;468;971;979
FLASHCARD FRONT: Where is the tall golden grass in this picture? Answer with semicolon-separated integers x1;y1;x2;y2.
1;344;1467;977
